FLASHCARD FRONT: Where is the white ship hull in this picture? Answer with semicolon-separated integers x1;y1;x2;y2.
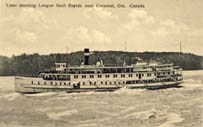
15;76;183;93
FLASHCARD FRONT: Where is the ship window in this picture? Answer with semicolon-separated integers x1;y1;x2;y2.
168;72;170;75
105;81;107;85
68;82;71;86
64;82;66;85
128;74;133;77
38;82;40;85
121;74;125;78
44;82;46;85
74;75;78;79
101;81;103;84
31;81;33;84
55;82;57;85
136;74;138;77
83;82;85;85
109;82;111;85
98;75;102;78
82;75;86;78
90;75;94;78
50;82;53;85
142;74;144;76
59;82;62;85
90;81;92;85
66;75;70;80
63;75;67;79
105;75;110;78
94;82;96;85
123;81;125;84
113;75;117;78
114;81;116;84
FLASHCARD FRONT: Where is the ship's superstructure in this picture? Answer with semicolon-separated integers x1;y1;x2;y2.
15;48;183;93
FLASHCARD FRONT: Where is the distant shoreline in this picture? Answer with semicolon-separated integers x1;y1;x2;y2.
0;51;202;76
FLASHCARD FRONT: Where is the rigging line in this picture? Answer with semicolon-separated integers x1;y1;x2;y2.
124;41;127;66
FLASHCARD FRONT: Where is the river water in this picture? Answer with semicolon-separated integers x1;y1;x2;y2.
0;71;202;127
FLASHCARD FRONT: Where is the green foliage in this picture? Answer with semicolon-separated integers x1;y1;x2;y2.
0;51;202;76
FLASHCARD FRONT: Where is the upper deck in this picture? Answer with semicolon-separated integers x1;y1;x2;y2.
52;62;177;75
40;48;182;76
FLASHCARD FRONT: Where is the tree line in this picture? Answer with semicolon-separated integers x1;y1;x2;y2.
0;51;202;76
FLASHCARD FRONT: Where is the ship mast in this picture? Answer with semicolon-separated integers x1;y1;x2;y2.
179;41;182;67
123;41;127;66
180;41;182;53
66;45;69;66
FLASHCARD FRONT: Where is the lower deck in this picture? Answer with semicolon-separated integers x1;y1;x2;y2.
15;76;183;93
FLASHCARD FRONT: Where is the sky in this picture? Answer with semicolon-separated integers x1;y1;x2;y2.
0;0;202;56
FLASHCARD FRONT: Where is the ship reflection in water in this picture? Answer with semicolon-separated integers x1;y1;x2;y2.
0;70;202;127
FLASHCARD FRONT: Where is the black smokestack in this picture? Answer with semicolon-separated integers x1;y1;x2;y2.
84;48;90;65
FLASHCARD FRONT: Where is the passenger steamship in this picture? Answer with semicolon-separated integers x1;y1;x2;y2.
15;48;183;93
